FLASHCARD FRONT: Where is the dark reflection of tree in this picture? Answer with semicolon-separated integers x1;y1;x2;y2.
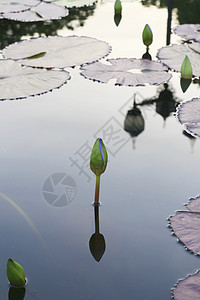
141;0;200;24
139;83;180;121
0;4;96;50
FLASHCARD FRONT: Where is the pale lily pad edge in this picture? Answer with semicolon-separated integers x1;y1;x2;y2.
168;193;200;256
176;98;200;138
0;59;71;101
2;35;112;69
80;57;172;87
171;269;200;299
157;45;200;78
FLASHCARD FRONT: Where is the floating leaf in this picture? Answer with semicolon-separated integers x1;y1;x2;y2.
157;43;200;77
173;270;200;300
186;195;200;212
174;24;200;42
169;194;200;255
46;0;97;8
80;58;171;86
0;0;40;14
2;2;68;22
177;98;200;137
0;59;70;100
3;36;110;69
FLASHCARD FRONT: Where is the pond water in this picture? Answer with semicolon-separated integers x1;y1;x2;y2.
0;0;200;299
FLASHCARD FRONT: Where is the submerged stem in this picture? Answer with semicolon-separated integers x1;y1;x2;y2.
94;175;100;205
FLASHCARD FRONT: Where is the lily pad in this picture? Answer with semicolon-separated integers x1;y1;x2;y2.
3;36;110;69
173;270;200;300
177;98;200;137
0;59;70;100
169;194;200;255
80;58;171;86
2;2;68;21
0;0;40;14
174;24;200;42
157;43;200;77
46;0;97;8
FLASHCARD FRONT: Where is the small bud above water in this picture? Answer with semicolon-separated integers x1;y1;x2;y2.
90;138;108;177
114;0;122;14
7;258;26;287
142;24;153;48
181;55;193;79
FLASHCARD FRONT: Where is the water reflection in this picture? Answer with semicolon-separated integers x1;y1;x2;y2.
89;205;106;262
142;48;152;60
141;0;200;24
114;13;122;26
8;287;26;300
124;100;145;137
183;130;196;153
140;83;179;121
0;4;96;49
180;78;192;93
124;84;180;145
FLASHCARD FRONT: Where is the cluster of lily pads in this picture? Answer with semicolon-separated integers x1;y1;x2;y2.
165;23;200;300
1;21;200;101
0;0;99;22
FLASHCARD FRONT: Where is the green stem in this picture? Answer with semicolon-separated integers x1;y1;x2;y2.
94;175;100;205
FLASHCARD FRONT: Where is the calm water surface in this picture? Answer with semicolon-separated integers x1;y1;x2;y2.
0;1;200;299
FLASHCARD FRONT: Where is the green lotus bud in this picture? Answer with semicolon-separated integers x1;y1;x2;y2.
114;0;122;14
7;258;26;287
142;24;153;48
90;138;108;177
181;55;193;79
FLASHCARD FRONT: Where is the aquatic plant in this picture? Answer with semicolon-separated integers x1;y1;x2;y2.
181;55;193;79
80;58;171;86
7;258;26;287
90;138;108;205
176;97;200;137
114;0;122;14
142;24;153;48
157;43;200;77
3;36;111;69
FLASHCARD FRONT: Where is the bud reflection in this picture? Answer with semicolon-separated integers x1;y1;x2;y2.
89;205;106;262
8;287;26;300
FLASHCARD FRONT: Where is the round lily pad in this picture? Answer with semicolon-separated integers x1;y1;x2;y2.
3;36;111;69
2;2;68;21
0;59;70;100
80;58;171;86
177;98;200;137
174;24;200;42
173;270;200;300
157;43;200;77
46;0;97;8
0;0;40;14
